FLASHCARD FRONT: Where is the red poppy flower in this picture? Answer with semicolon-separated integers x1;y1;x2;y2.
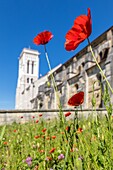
39;114;43;117
33;31;53;45
39;150;45;153
20;116;23;119
3;141;8;145
52;136;56;139
65;8;92;51
13;129;17;132
36;120;39;123
66;126;70;131
76;128;83;133
32;116;35;119
65;112;71;117
68;91;84;106
46;136;50;140
42;128;47;133
34;135;40;139
49;148;56;153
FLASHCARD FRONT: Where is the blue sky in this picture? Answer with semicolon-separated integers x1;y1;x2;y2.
0;0;113;109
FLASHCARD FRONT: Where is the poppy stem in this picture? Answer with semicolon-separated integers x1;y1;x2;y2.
87;38;113;94
44;45;52;71
43;45;65;125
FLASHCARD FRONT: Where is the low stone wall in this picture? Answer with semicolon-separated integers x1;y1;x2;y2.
0;108;107;126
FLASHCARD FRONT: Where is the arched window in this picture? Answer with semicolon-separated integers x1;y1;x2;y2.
27;78;29;83
31;78;33;84
31;61;34;74
27;60;30;73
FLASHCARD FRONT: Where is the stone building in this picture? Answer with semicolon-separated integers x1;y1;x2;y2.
15;26;113;110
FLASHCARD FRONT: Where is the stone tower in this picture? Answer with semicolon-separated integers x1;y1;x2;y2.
15;48;40;109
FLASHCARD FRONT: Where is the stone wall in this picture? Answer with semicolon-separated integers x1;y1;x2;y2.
15;26;113;110
0;109;107;126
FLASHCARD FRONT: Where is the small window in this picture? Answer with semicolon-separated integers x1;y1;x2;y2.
75;83;79;90
31;78;33;83
27;60;30;74
31;61;34;74
27;78;29;83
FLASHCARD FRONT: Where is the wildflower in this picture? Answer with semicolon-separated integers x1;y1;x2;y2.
49;148;56;153
34;135;40;139
65;112;71;117
46;157;52;161
3;141;8;145
39;114;43;117
61;132;64;134
36;120;39;123
68;91;84;106
20;116;23;118
70;148;74;152
33;31;53;45
39;150;45;153
42;135;45;138
58;154;65;160
65;126;70;133
42;128;47;133
26;156;32;166
32;116;35;119
78;156;83;161
65;8;92;51
76;128;83;133
13;129;17;132
46;136;50;140
52;136;56;139
34;165;39;170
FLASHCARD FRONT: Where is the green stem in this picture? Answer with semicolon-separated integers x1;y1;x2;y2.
44;45;65;124
87;38;113;94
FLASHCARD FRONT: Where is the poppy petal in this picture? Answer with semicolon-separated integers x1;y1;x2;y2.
68;91;84;106
33;31;53;45
65;8;92;51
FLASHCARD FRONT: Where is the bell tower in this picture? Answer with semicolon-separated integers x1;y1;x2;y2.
15;48;40;109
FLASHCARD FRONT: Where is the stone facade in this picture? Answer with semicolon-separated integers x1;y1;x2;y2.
15;26;113;110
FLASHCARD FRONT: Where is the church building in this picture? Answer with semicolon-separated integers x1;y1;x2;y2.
15;26;113;110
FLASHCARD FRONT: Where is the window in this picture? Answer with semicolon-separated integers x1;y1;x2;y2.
31;78;33;83
27;78;29;83
31;61;34;74
27;60;30;74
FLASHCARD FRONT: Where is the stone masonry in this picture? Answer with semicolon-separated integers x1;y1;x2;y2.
15;26;113;110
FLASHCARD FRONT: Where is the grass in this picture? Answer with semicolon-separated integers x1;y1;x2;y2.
0;86;113;170
0;110;113;170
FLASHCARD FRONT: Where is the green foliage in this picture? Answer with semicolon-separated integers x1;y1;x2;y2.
0;113;113;170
